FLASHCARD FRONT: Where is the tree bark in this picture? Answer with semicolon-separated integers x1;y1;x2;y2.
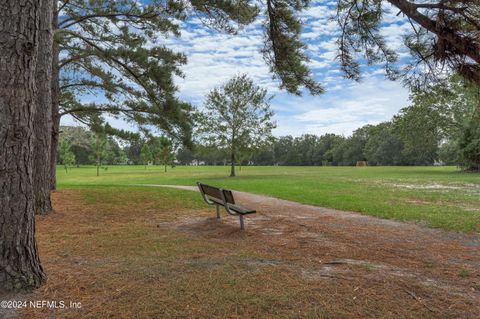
34;0;54;214
387;0;480;65
0;0;47;291
50;6;60;191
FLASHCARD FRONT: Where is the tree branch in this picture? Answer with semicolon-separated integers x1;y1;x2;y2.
58;11;157;29
59;52;96;69
58;0;71;13
60;105;150;117
59;29;160;105
387;0;480;64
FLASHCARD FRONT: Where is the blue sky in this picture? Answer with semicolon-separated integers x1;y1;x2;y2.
62;0;414;137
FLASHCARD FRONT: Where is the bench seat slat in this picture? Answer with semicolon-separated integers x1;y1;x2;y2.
210;197;223;205
227;204;256;215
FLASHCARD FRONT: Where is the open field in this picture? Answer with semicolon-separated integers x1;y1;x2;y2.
21;187;480;318
57;165;480;233
10;165;479;318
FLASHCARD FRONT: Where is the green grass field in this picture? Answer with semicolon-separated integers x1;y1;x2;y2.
57;165;480;233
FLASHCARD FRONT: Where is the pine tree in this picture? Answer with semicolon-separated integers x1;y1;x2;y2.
334;0;480;86
140;143;153;169
49;0;261;188
151;137;175;172
0;0;47;292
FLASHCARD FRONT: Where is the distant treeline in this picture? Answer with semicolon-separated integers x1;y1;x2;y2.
58;120;458;167
58;76;478;168
176;124;454;167
57;126;126;166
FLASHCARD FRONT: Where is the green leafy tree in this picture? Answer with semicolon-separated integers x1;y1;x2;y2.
273;136;295;165
116;150;128;165
393;101;443;165
331;139;348;166
197;74;276;177
124;139;145;165
458;116;480;171
317;134;345;166
59;126;93;165
296;134;320;166
364;122;405;166
140;143;153;169
339;126;371;166
394;76;479;167
58;139;76;173
90;133;109;176
176;147;194;165
194;144;228;165
104;136;122;164
251;143;275;165
438;140;459;166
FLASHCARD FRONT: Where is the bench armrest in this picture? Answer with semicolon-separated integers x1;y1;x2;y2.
197;182;216;206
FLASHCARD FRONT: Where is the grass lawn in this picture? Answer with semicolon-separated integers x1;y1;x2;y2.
57;165;480;233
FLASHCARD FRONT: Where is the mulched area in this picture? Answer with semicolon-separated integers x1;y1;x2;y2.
12;187;480;318
163;185;480;318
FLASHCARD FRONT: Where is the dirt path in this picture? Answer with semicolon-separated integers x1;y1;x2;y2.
137;183;480;240
137;184;480;317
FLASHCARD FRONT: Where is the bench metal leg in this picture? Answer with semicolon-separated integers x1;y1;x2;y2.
215;205;220;219
239;215;245;230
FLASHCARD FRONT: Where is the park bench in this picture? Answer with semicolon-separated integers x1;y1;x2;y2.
197;182;256;230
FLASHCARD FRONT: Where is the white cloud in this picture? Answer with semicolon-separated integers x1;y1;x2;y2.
62;2;414;140
273;78;409;136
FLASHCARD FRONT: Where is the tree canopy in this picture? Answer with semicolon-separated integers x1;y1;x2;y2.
196;74;276;176
335;0;480;87
57;0;194;144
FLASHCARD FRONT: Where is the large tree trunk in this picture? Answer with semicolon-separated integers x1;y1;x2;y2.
0;0;47;291
50;7;60;191
34;0;54;214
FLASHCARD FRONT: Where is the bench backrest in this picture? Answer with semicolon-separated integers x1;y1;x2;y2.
198;183;235;204
222;189;235;204
200;183;223;200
